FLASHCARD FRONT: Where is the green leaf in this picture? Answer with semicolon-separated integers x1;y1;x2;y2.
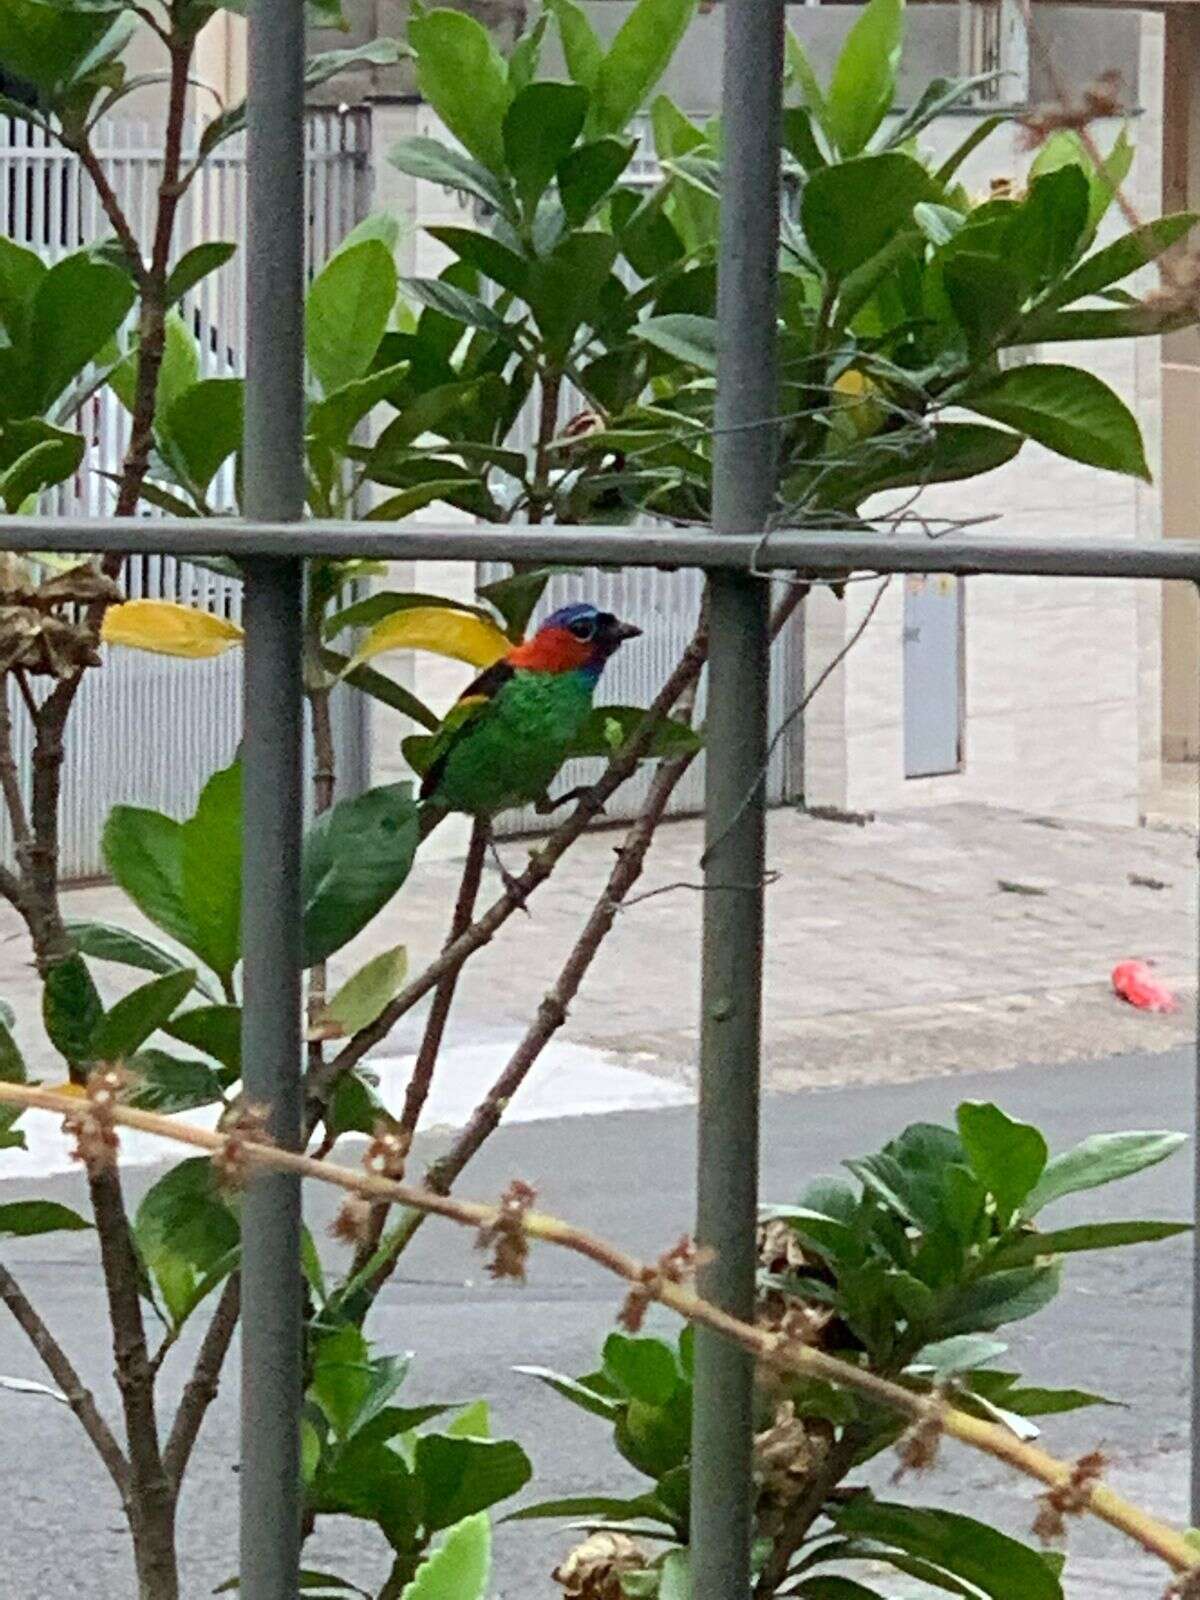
513;1365;621;1421
165;241;237;305
941;253;1023;358
0;237;46;344
424;229;528;300
603;1333;679;1406
125;1048;224;1114
164;1003;242;1078
388;136;515;221
508;11;548;94
0;0;124;93
956;1102;1048;1219
415;1433;532;1531
1043;213;1199;312
400;1512;490;1600
101;809;199;968
527;232;618;357
159;379;244;496
882;72;1003;150
1026;1131;1186;1215
1005;166;1090;294
301;783;420;967
327;945;408;1037
786;29;829;134
135;1156;239;1328
409;8;511;175
0;1200;90;1239
802;153;935;280
477;567;572;641
65;921;215;998
505;1492;671;1524
311;1324;373;1439
824;0;903;156
911;1333;1008;1380
834;1501;1063;1599
43;954;103;1068
0;435;85;512
934;113;1006;185
561;137;636;228
965;364;1149;480
793;1580;887;1599
180;761;242;987
307;240;397;398
589;0;698;139
634;313;717;373
941;1263;1061;1335
503;81;587;214
994;1218;1189;1268
567;706;702;761
320;647;441;732
546;0;603;91
308;362;412;454
18;253;136;416
89;968;195;1063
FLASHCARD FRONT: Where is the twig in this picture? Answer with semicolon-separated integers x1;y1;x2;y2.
0;1260;131;1499
348;820;489;1287
2;1079;1197;1580
162;1274;241;1490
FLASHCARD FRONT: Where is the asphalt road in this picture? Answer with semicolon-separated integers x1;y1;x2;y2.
0;1047;1195;1598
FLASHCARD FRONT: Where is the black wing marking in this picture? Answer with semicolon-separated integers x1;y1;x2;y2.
418;658;516;801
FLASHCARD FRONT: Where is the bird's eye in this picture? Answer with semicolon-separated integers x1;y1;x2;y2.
569;617;597;642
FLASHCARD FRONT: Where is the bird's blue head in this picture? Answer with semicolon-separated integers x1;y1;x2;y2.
511;602;642;680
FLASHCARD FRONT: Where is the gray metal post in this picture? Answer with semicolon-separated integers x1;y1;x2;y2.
690;3;785;1598
1194;583;1200;1528
239;0;307;1593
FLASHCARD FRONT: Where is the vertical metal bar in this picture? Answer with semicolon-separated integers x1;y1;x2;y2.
239;0;307;1594
1193;581;1200;1529
690;4;784;1600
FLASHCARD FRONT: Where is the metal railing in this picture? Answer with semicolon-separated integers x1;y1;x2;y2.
2;2;1198;1598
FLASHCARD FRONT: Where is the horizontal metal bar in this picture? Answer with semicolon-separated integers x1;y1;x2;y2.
5;515;1200;580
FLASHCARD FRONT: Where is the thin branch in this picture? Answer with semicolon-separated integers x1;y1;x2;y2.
163;1274;241;1490
0;1259;131;1499
305;617;711;1108
349;820;489;1285
0;680;32;855
2;1080;1197;1581
69;139;148;290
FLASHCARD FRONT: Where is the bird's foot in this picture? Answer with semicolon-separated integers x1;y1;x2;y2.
486;830;532;913
535;784;606;817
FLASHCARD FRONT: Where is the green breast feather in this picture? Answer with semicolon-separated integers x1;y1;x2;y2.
424;668;597;819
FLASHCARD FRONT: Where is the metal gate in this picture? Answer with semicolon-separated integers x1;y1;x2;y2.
0;112;371;876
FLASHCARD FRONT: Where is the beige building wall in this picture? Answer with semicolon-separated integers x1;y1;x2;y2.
804;67;1165;826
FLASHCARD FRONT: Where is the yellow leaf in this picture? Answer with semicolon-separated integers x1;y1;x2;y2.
832;368;885;439
345;605;509;674
101;600;245;659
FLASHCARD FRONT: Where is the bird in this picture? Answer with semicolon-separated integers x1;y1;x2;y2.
417;602;642;834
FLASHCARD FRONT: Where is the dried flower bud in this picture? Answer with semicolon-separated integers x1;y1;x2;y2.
330;1195;373;1245
1033;1450;1106;1545
1019;71;1124;148
364;1121;411;1181
553;1531;647;1598
754;1399;825;1517
476;1179;536;1282
618;1236;706;1331
212;1102;272;1191
64;1065;132;1171
893;1401;945;1481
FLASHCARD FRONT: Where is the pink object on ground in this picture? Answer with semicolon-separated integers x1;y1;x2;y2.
1111;960;1180;1014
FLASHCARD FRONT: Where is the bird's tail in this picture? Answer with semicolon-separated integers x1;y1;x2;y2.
417;799;447;844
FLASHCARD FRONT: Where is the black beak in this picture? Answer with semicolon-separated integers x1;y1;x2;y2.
613;620;642;642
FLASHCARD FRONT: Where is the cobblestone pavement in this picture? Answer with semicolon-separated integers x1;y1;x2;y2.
1;800;1194;1092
